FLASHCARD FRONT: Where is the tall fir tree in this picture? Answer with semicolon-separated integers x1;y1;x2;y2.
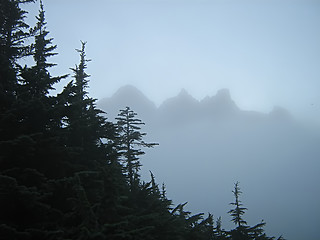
0;0;34;112
116;106;158;188
61;41;116;167
0;2;67;238
0;0;70;179
228;182;248;228
0;0;35;145
17;0;67;135
20;0;63;97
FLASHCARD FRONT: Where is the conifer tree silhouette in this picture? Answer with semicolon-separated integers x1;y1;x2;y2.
116;106;158;188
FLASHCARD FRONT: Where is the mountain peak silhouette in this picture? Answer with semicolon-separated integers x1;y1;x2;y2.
160;88;198;107
112;84;145;99
97;84;156;121
200;88;239;116
98;85;292;124
216;88;231;100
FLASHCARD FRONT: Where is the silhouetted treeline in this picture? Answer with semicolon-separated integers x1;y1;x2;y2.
0;1;283;239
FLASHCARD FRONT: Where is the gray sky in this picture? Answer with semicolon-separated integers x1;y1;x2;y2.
24;0;320;124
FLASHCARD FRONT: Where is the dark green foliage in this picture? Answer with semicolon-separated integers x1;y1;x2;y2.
0;0;34;112
0;1;283;240
0;0;34;147
62;41;112;151
0;0;68;181
17;0;67;135
19;0;65;98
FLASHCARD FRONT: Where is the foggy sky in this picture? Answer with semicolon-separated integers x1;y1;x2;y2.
23;0;320;125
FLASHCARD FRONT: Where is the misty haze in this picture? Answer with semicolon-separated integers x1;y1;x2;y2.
1;0;320;240
98;85;320;240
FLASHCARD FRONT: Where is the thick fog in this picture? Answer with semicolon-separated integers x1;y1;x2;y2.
98;85;320;240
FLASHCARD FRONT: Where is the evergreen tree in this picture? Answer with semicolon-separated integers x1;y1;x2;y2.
63;40;94;149
0;0;70;179
0;3;69;238
0;0;33;112
19;0;64;98
0;0;35;147
214;216;229;240
227;182;281;240
116;106;158;188
60;41;116;169
17;0;67;135
228;182;247;228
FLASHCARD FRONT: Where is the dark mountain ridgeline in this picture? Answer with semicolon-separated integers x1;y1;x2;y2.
97;84;292;126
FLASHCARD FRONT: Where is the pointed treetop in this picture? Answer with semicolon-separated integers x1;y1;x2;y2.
33;0;58;70
69;41;92;100
228;181;248;227
36;0;46;32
